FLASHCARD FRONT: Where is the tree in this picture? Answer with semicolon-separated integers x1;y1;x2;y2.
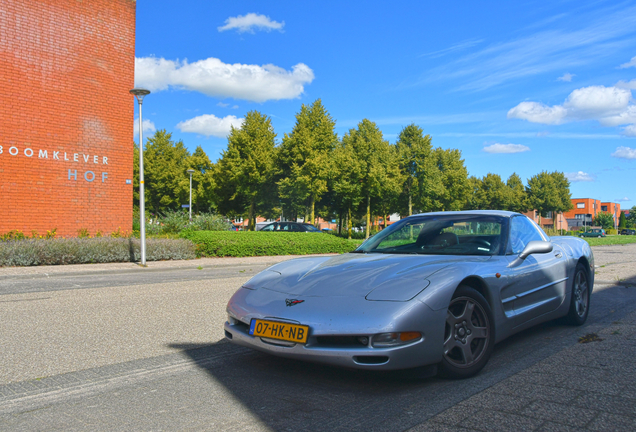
479;173;508;210
464;176;485;210
341;119;400;239
373;144;403;228
431;148;470;211
186;146;216;213
526;171;573;223
505;173;529;213
133;130;191;214
627;207;636;228
277;99;338;225
593;212;615;230
213;111;277;230
395;124;442;215
619;211;627;229
465;173;527;211
331;139;364;239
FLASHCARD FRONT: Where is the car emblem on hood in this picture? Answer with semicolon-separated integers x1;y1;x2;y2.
285;299;304;307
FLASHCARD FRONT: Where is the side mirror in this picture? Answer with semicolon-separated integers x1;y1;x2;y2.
518;240;553;260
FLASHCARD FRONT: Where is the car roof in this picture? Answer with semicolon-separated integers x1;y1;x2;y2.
410;210;520;218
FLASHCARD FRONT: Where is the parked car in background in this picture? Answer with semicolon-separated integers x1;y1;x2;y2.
621;229;636;235
579;228;606;238
258;222;323;232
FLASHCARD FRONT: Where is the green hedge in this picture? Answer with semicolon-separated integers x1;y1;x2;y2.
182;231;359;257
0;237;195;267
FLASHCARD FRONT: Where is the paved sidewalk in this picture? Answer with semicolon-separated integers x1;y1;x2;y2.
591;244;636;286
411;308;636;431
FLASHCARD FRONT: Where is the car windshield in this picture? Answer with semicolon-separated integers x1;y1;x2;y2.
304;224;322;232
355;214;505;256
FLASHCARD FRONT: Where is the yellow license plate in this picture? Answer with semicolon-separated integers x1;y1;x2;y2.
249;319;309;343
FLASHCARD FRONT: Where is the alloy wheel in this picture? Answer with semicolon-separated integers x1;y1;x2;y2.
573;270;589;318
443;296;490;368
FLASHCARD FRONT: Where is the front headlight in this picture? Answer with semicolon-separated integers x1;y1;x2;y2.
372;332;422;347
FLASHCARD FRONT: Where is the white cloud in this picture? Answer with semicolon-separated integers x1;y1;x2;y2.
615;197;631;202
621;124;636;136
133;118;156;138
557;73;575;82
176;114;244;138
415;6;636;92
217;102;229;108
419;38;484;58
619;56;636;69
565;86;631;118
611;146;636;159
599;106;636;127
218;13;284;33
565;171;595;182
135;56;314;103
508;85;634;126
482;143;531;154
507;102;567;125
616;79;636;90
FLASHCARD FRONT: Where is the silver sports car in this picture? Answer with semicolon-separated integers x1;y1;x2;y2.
224;211;593;378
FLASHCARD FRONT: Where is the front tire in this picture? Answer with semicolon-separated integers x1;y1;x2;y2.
439;286;494;379
565;263;591;326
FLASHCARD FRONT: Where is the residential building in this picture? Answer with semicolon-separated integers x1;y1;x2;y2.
563;198;602;229
523;210;569;231
600;202;621;230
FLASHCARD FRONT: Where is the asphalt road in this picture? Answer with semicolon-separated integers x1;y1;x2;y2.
1;247;635;431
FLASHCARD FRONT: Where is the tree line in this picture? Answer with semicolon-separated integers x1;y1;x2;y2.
134;99;573;238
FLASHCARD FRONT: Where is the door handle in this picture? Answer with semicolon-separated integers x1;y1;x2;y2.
554;252;562;258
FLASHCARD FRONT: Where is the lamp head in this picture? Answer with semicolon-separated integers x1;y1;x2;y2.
186;169;195;175
129;88;151;102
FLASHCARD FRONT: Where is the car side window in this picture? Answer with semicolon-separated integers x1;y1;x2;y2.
261;223;276;231
508;216;544;255
279;223;290;231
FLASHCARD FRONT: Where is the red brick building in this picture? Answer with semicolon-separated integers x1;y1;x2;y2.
523;210;569;231
0;0;136;237
600;202;621;230
562;198;601;230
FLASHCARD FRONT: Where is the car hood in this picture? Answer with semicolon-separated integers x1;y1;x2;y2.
243;253;491;301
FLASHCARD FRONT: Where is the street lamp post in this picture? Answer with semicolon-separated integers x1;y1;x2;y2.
187;169;195;221
130;88;151;266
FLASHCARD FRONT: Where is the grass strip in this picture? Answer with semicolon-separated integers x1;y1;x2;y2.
581;235;636;247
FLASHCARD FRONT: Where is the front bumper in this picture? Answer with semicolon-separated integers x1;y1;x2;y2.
223;318;444;371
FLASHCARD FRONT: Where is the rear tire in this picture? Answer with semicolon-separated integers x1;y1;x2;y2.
565;263;591;326
439;286;494;379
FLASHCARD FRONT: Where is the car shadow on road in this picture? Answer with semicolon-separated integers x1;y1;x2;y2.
168;340;466;431
169;287;636;432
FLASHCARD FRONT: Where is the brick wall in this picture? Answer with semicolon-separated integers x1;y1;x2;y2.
0;0;136;237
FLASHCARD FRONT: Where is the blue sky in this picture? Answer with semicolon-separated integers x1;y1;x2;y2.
134;0;636;208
